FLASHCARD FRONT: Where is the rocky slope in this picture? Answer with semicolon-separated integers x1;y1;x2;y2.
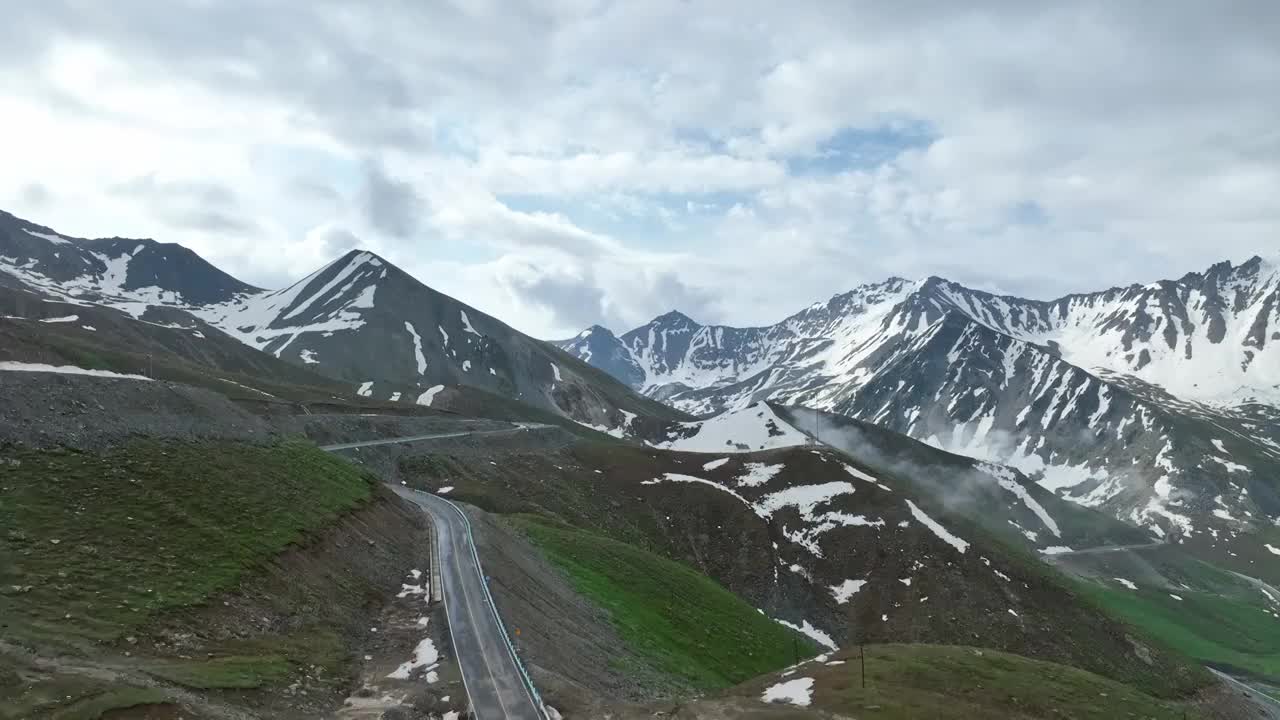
390;412;1209;704
559;266;1280;542
0;208;682;425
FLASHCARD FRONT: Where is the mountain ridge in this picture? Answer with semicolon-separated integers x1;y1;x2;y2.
0;208;684;426
559;258;1280;543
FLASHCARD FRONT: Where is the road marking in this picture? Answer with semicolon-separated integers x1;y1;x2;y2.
441;497;544;714
440;520;481;717
335;442;551;718
450;514;514;719
431;505;478;718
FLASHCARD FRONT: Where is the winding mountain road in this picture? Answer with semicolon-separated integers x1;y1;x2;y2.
1210;669;1280;719
323;423;547;719
1040;541;1166;557
319;423;548;451
392;486;544;720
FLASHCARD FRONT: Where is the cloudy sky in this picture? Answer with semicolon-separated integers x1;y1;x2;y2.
2;2;1277;338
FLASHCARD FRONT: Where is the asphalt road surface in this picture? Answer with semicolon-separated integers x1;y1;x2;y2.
391;486;544;720
1040;541;1166;557
1210;669;1280;719
319;423;547;451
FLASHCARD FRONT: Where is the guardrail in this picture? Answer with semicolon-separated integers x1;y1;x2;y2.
427;512;443;604
440;496;549;719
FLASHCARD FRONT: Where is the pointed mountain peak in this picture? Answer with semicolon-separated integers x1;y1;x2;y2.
582;324;618;338
651;309;699;327
334;248;389;268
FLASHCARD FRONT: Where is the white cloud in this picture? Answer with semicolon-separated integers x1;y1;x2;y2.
0;1;1276;337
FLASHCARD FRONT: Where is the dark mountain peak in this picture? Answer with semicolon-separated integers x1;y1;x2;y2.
327;248;395;277
336;247;385;264
651;309;700;328
556;324;622;349
1239;254;1268;276
582;324;618;339
1176;255;1276;293
839;275;916;295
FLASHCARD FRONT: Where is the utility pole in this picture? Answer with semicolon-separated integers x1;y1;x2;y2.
860;643;866;689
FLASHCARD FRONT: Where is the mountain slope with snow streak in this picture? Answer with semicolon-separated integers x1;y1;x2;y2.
0;208;684;425
773;405;1151;555
453;440;1198;693
0;209;257;315
561;262;1280;541
653;402;810;453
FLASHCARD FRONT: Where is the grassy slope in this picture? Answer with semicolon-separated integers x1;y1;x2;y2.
1048;542;1280;684
1081;582;1280;681
0;440;374;646
513;515;821;690
738;644;1207;719
0;440;385;719
402;442;1219;702
44;688;171;720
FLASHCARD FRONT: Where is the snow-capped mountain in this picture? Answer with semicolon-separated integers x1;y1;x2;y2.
0;210;257;313
640;401;1149;554
560;264;1280;541
0;209;680;424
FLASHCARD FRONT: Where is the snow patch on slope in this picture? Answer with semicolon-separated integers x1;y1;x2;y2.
655;403;807;453
829;579;866;604
737;462;784;487
417;385;445;407
702;457;730;471
641;473;763;518
460;310;481;337
24;229;72;245
0;361;152;381
404;321;427;374
772;618;837;651
978;462;1061;537
905;500;968;553
761;677;814;707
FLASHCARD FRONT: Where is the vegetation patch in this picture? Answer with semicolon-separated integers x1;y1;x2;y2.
785;643;1207;719
143;655;291;689
0;439;376;644
513;515;821;689
48;687;173;720
1080;581;1280;681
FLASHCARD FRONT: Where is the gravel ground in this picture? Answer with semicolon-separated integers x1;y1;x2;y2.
0;371;277;450
0;371;575;453
276;412;517;445
325;425;579;486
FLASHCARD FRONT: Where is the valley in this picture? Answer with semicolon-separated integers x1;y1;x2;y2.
1;207;1278;719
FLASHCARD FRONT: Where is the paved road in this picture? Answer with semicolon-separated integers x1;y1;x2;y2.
1041;541;1166;557
319;423;546;451
1210;669;1280;719
391;487;544;720
322;426;548;719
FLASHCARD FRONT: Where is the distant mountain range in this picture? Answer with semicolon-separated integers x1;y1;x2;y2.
0;209;682;426
4;206;1277;548
558;259;1280;543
